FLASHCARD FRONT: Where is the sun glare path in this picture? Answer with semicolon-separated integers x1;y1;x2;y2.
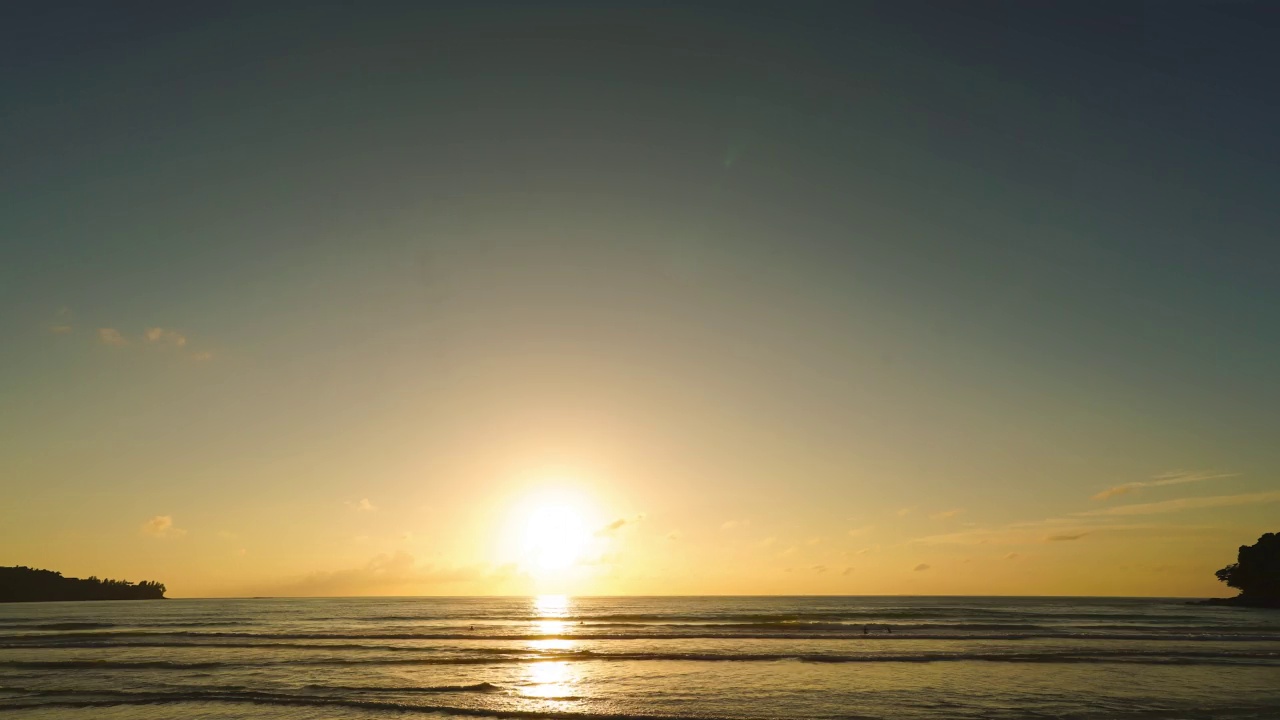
533;594;572;636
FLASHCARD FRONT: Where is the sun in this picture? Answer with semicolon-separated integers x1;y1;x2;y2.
523;502;590;573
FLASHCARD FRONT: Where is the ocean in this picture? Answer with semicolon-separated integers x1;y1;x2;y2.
0;595;1277;719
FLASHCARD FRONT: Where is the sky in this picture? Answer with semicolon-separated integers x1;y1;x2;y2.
1;1;1278;598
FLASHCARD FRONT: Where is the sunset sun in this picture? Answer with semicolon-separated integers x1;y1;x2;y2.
523;502;590;573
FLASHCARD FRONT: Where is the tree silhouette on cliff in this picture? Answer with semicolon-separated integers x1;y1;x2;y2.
1214;533;1280;606
0;566;166;602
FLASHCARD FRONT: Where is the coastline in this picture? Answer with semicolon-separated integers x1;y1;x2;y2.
1191;596;1280;609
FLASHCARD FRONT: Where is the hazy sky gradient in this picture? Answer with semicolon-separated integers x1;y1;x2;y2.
2;2;1277;597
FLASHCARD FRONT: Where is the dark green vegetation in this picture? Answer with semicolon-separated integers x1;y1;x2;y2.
1206;533;1280;608
0;566;165;602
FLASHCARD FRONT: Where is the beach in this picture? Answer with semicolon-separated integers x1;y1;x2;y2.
2;595;1278;719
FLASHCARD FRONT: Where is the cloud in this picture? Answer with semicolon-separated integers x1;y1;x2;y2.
1004;552;1020;560
929;508;965;520
915;520;1219;547
847;525;875;537
811;565;827;574
806;536;822;545
665;531;681;541
145;327;187;347
855;545;880;555
141;515;185;538
267;552;481;596
896;507;916;517
1092;471;1237;500
49;325;73;334
595;514;644;537
841;566;853;576
346;498;376;512
1092;486;1135;500
191;351;213;361
756;536;777;548
720;519;749;530
596;518;628;536
98;328;127;346
913;563;930;572
1076;490;1280;517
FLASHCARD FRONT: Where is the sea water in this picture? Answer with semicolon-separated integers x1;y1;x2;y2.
1;595;1277;719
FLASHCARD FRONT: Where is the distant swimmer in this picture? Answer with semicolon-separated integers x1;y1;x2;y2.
469;625;474;631
863;625;868;635
887;626;892;634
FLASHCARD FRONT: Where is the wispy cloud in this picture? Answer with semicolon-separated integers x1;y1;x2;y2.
141;515;185;538
1004;552;1020;560
666;531;681;541
913;516;1215;546
720;519;749;531
929;508;965;520
346;498;376;512
264;552;481;596
913;563;930;572
841;566;853;576
896;507;916;517
1092;471;1238;500
1077;490;1280;517
595;516;642;536
98;328;127;346
847;525;875;537
145;327;187;347
811;565;827;574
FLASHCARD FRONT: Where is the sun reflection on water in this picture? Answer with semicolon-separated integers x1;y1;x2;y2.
533;594;572;636
521;660;580;700
534;594;570;617
527;594;579;685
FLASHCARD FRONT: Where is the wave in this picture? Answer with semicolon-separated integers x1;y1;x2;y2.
352;609;1226;623
8;623;116;631
0;687;638;719
301;682;504;694
0;620;249;631
5;628;1276;644
4;648;1275;670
